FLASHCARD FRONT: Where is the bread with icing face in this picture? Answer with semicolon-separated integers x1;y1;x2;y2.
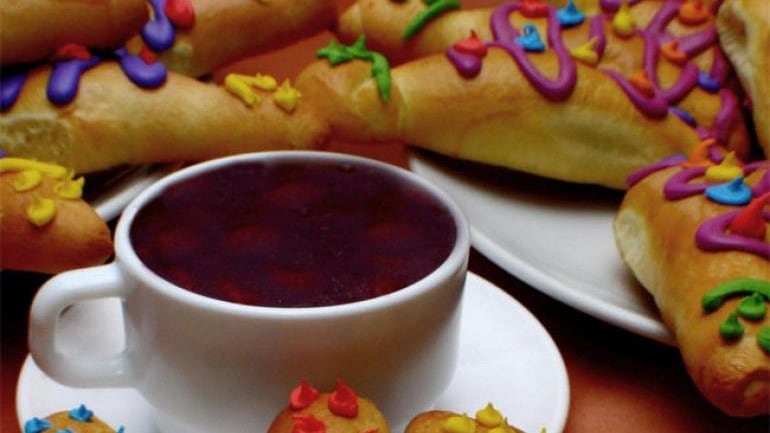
404;405;526;433
717;0;770;157
0;59;329;174
124;0;339;78
22;404;121;433
298;0;750;189
0;0;148;66
0;158;113;274
267;380;391;433
614;146;770;416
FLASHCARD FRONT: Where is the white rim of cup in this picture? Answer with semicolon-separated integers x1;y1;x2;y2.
115;150;470;320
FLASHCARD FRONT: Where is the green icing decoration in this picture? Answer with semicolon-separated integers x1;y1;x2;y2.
316;36;392;102
403;0;461;40
738;293;768;320
719;311;744;340
758;326;770;354
702;278;770;312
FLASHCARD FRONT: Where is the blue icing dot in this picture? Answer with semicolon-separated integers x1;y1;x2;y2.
141;0;176;52
670;106;697;128
24;417;52;433
117;427;125;433
47;57;101;105
557;0;585;27
705;177;752;206
68;404;94;422
1;66;29;111
515;24;546;52
55;429;75;433
698;71;720;93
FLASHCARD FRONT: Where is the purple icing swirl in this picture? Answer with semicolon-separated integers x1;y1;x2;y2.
47;57;102;105
0;67;28;111
696;210;770;259
142;0;176;52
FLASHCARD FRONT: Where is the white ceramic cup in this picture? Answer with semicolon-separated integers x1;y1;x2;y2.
28;151;470;433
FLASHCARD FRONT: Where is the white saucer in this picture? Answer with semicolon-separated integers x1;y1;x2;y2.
409;151;674;345
17;272;569;433
90;164;178;221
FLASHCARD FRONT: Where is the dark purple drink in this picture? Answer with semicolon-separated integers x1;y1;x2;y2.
130;158;457;307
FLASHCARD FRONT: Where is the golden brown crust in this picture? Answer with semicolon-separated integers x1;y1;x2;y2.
0;62;330;174
717;0;770;156
304;0;750;189
614;163;770;416
41;410;118;433
126;0;339;78
296;49;745;189
0;172;113;274
0;0;148;66
405;410;526;433
268;390;391;433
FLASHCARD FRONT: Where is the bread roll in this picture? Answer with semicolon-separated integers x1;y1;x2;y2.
405;405;526;433
0;0;148;66
1;61;329;174
126;0;338;77
717;0;770;156
0;158;113;274
298;0;750;189
614;149;770;416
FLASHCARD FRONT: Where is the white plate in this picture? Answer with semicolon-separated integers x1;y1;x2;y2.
17;272;569;433
409;150;675;345
89;164;178;221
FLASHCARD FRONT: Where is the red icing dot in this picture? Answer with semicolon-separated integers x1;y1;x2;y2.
629;70;655;98
165;0;196;29
454;31;488;57
328;379;359;418
291;414;326;433
729;192;769;239
54;44;92;61
139;44;159;64
519;0;549;18
290;380;320;411
660;40;687;65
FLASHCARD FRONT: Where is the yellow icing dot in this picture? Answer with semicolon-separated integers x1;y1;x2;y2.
273;79;301;113
488;424;509;433
442;414;476;433
612;1;636;38
225;73;263;106
0;157;68;179
26;195;57;227
54;174;85;199
569;37;599;66
475;403;503;428
253;73;278;91
705;152;743;182
12;170;43;192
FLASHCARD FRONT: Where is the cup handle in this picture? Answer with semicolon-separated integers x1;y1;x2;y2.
28;263;135;387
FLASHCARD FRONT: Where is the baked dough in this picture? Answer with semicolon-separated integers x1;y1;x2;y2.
614;148;770;416
267;380;391;433
22;404;121;433
405;405;526;433
125;0;339;77
0;159;113;274
0;0;148;66
0;61;329;174
717;0;770;157
298;0;750;189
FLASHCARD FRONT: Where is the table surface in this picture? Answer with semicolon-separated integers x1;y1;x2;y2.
2;1;769;432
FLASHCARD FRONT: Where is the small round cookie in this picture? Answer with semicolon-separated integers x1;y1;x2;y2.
23;404;122;433
268;380;391;433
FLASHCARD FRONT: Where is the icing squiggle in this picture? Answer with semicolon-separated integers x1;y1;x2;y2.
444;0;738;144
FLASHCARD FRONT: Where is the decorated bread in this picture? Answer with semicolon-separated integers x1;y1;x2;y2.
717;0;770;157
267;380;391;433
404;404;528;433
0;0;148;66
0;52;329;174
22;404;122;433
124;0;339;78
0;157;113;274
297;0;750;189
614;141;769;416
